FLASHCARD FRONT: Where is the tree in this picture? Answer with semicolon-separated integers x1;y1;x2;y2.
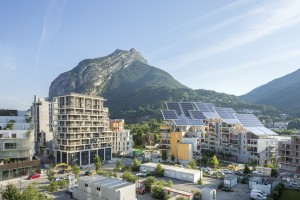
22;184;40;200
166;180;173;187
46;168;55;182
187;159;197;169
155;163;164;177
72;165;81;180
121;171;137;183
197;178;203;185
144;176;156;192
201;156;209;166
171;154;175;162
151;183;165;200
115;160;122;170
1;183;21;200
93;155;102;172
3;157;10;164
192;190;201;200
162;150;168;162
244;164;251;174
271;168;278;177
210;155;219;168
131;158;141;171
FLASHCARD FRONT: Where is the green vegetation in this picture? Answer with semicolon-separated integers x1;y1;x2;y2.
115;160;122;170
279;189;300;200
197;178;203;185
93;155;102;172
273;128;298;135
210;155;219;168
144;176;157;192
121;171;138;183
4;120;14;130
26;130;31;139
155;163;164;177
161;151;168;162
175;197;189;200
46;168;55;182
268;183;285;200
287;118;300;129
187;159;197;169
151;182;165;200
131;158;141;171
244;164;251;174
71;165;80;181
3;157;10;164
191;190;201;200
1;183;52;200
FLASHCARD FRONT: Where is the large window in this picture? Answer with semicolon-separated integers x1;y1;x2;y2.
98;149;104;161
4;143;16;149
105;148;111;160
81;151;89;165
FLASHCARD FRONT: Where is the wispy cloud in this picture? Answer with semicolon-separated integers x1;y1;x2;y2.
0;46;17;70
157;0;300;70
35;0;67;66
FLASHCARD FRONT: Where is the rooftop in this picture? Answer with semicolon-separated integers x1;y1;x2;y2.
141;163;200;175
78;175;134;189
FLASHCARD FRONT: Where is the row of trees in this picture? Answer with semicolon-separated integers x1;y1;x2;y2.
1;183;52;200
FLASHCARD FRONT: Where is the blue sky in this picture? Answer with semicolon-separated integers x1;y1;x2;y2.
1;0;300;110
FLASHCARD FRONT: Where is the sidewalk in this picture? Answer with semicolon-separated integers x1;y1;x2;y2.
0;176;28;187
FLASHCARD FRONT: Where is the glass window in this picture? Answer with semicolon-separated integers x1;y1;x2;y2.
4;143;17;149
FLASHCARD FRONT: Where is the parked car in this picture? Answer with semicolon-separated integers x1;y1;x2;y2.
178;165;183;168
53;177;61;181
251;171;262;176
214;171;225;176
288;182;298;187
136;170;147;177
84;170;92;176
222;169;232;174
28;173;40;180
136;188;146;195
235;171;244;176
250;191;267;200
251;190;267;197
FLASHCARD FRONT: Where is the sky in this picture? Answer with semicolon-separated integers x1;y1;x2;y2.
1;0;300;110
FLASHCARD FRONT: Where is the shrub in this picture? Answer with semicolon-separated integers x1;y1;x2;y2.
48;181;58;192
197;178;203;185
155;163;164;177
144;176;156;192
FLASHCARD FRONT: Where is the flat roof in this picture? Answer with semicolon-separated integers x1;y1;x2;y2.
141;163;200;175
78;175;134;189
224;175;237;180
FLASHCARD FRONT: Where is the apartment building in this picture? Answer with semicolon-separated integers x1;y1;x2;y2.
52;93;112;166
31;95;53;155
160;102;278;166
278;135;300;172
0;109;39;181
110;119;132;156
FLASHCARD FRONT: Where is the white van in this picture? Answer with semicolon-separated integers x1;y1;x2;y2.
251;190;267;197
250;192;267;200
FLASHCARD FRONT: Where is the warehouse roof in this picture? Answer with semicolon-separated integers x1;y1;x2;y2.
78;175;134;189
141;163;200;175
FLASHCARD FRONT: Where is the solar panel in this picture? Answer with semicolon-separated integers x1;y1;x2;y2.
224;108;236;118
186;118;205;126
189;111;206;120
194;102;210;112
214;107;233;119
234;114;264;127
205;103;215;112
161;110;178;120
173;116;189;126
166;102;182;116
180;102;194;117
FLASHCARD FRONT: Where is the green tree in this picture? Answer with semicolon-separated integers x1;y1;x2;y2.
271;168;278;177
144;176;156;192
287;118;300;129
171;154;175;162
116;160;122;170
46;168;55;182
162;150;168;162
71;165;81;181
197;178;203;185
176;197;188;200
22;184;40;200
93;155;102;172
244;164;251;174
201;156;209;166
3;157;10;164
155;163;164;177
151;183;165;200
131;158;141;171
210;155;219;168
121;171;138;183
0;183;21;200
166;180;173;187
192;190;201;200
187;159;197;169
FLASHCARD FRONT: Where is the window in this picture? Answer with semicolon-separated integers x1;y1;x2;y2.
5;143;17;149
0;134;2;138
12;134;16;138
85;183;89;187
96;187;101;191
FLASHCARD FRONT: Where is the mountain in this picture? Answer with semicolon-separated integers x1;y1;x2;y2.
240;68;300;116
49;49;280;123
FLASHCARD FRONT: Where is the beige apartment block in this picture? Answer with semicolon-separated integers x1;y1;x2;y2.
52;93;112;166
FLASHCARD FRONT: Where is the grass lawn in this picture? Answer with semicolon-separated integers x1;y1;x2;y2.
279;189;300;200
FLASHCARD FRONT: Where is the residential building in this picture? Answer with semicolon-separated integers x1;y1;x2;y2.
0;109;40;181
31;95;53;155
110;119;132;156
73;175;136;200
52;93;112;166
160;102;278;165
278;135;300;172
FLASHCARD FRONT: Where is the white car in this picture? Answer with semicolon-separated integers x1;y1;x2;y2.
251;171;262;176
251;190;267;197
53;177;61;182
222;169;232;174
250;192;267;200
136;170;147;177
178;165;183;168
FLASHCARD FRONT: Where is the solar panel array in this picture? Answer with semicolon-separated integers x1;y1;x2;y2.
161;110;178;120
189;111;206;120
194;102;211;112
214;107;236;119
173;116;204;126
234;114;264;127
205;103;215;112
166;102;182;116
180;102;194;117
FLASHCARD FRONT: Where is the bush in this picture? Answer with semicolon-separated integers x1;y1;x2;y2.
57;180;67;189
131;158;141;171
48;181;58;192
144;176;156;192
122;171;138;183
197;178;203;185
155;163;164;177
151;183;165;200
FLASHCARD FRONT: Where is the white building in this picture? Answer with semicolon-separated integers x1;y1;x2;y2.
52;93;112;166
31;95;53;155
140;163;202;183
110;119;132;156
73;175;136;200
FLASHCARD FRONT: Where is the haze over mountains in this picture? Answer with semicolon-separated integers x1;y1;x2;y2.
49;49;282;123
241;68;300;116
